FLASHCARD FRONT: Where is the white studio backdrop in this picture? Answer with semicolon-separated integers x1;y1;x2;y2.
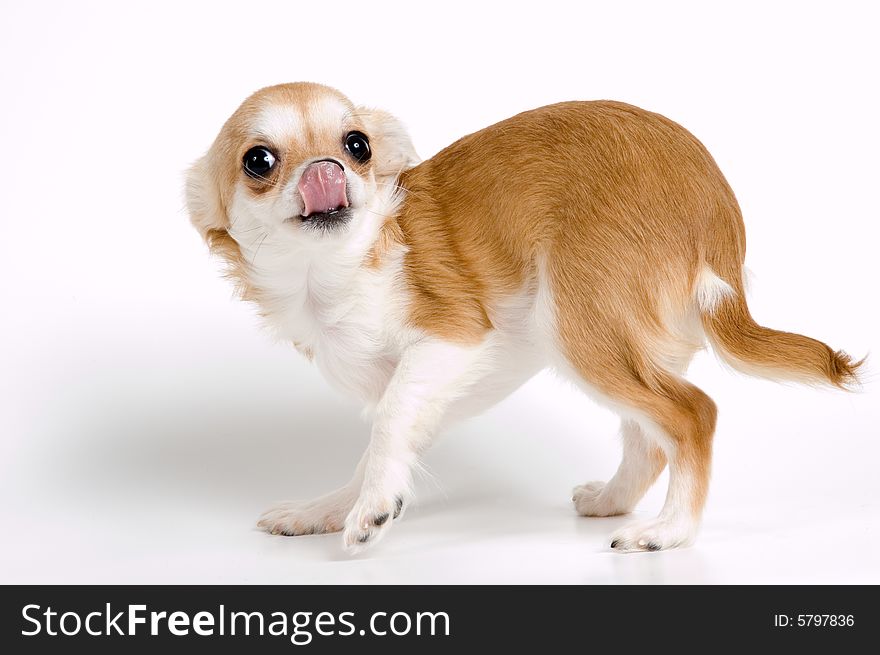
0;0;877;583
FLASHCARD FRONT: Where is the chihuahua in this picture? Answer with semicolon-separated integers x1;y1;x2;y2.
186;82;861;553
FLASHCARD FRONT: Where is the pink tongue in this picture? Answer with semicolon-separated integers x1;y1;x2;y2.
298;161;349;216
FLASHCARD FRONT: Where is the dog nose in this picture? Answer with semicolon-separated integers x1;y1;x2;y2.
298;160;349;217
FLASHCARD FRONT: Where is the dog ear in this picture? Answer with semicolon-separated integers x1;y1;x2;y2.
356;107;420;182
185;155;228;238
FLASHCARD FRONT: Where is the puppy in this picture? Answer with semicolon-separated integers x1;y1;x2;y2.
186;82;861;553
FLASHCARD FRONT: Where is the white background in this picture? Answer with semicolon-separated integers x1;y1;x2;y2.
1;0;878;584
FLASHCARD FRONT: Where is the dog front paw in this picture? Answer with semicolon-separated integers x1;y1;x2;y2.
257;488;357;536
343;493;406;553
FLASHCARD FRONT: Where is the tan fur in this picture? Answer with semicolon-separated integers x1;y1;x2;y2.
365;218;405;270
187;84;356;303
187;83;417;303
390;100;860;520
703;293;863;388
188;83;862;550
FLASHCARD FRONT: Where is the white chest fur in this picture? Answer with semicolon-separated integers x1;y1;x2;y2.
260;246;405;403
229;196;412;405
289;257;403;404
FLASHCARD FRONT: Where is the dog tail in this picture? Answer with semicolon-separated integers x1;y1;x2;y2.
697;268;864;390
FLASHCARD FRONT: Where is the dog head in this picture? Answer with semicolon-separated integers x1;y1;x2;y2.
186;83;418;261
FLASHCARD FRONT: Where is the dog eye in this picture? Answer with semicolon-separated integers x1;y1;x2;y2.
344;131;371;163
243;147;277;178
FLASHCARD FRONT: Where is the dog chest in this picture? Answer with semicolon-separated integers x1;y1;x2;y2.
263;261;402;404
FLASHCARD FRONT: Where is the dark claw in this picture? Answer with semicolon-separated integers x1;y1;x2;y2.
373;513;389;526
393;496;404;519
610;539;620;549
357;532;371;544
646;542;661;551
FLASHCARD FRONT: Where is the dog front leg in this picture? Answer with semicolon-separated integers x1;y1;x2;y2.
342;338;488;552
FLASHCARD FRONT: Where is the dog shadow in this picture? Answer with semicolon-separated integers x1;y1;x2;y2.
52;376;368;507
46;353;710;581
49;355;586;518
